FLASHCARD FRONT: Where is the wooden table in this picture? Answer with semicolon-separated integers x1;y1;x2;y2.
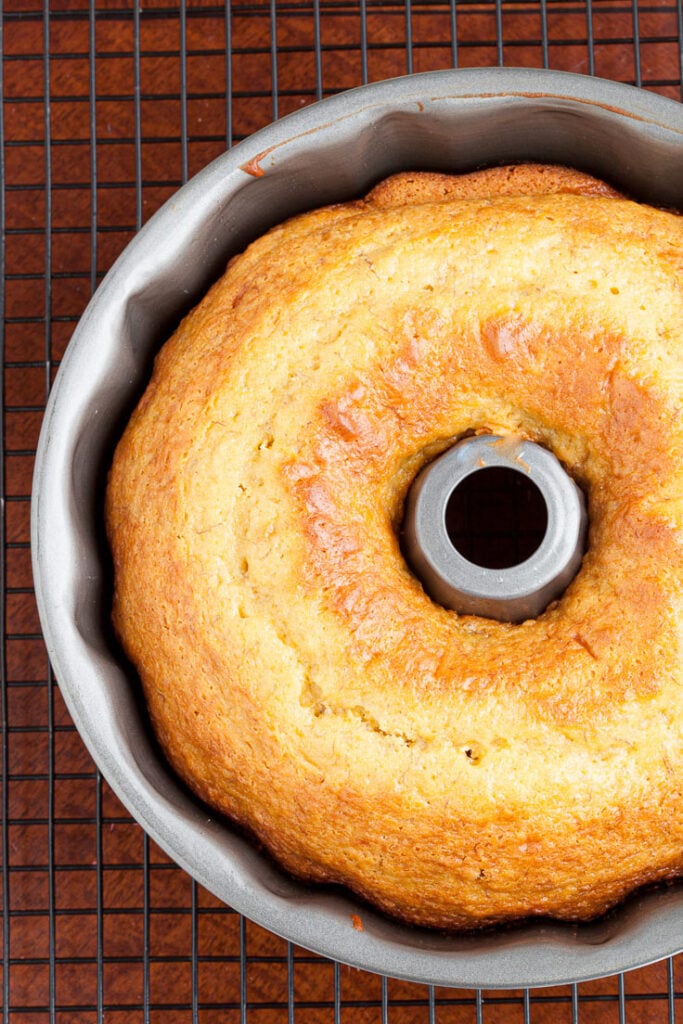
3;1;683;1019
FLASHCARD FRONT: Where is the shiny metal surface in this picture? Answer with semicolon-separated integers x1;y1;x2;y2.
403;435;588;622
31;68;683;989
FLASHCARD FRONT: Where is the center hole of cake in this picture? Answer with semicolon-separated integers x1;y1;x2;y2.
445;466;548;570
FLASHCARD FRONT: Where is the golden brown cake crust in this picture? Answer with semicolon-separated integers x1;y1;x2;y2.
365;163;622;206
107;165;683;929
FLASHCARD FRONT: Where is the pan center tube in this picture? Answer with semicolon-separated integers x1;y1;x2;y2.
402;435;588;623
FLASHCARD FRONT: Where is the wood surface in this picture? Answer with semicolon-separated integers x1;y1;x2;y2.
3;0;683;1018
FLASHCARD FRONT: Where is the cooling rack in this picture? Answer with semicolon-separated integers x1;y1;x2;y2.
3;0;683;1020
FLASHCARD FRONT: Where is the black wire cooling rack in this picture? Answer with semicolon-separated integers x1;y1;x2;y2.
3;1;683;1020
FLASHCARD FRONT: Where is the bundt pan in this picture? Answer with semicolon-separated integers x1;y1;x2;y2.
32;67;683;989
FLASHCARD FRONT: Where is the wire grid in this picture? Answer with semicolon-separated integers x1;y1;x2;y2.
2;0;683;1020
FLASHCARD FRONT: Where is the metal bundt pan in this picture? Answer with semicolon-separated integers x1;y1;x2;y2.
32;67;683;989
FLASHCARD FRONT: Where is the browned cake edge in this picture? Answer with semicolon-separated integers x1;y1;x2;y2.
364;163;622;208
